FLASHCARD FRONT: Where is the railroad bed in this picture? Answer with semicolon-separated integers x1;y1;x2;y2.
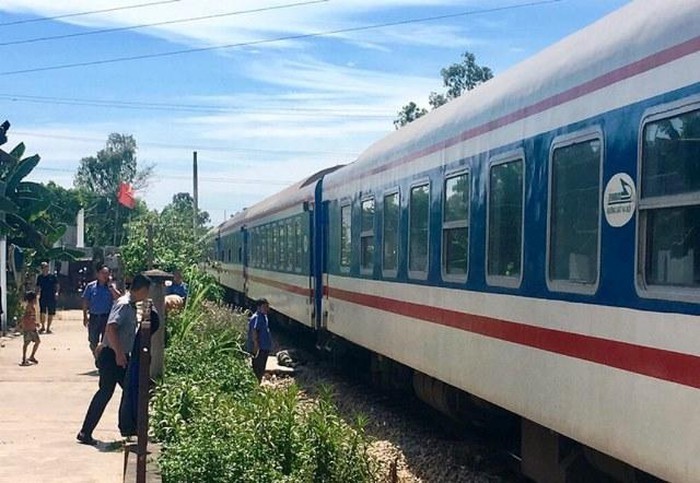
262;347;523;483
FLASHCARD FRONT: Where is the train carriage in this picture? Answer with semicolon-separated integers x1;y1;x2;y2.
209;210;247;300
321;2;700;481
209;1;700;480
239;166;342;328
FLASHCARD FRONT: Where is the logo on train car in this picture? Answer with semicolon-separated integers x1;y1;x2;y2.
604;173;636;227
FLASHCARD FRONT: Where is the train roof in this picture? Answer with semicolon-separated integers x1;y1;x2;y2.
213;164;345;235
324;0;700;187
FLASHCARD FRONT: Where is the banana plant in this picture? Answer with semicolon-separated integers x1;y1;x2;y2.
0;141;83;260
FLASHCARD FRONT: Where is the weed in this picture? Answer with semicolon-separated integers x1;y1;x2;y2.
151;267;377;483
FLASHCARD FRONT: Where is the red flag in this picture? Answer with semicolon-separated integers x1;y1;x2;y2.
117;182;136;209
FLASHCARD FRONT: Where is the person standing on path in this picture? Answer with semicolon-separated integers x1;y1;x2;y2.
19;291;40;366
246;298;273;383
35;262;59;334
77;273;152;446
82;265;121;354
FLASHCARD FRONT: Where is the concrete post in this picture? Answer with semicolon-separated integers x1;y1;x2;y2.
142;269;173;379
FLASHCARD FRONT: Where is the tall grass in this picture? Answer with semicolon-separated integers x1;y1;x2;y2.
151;267;376;483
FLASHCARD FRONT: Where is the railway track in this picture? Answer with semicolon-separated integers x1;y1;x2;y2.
268;323;525;483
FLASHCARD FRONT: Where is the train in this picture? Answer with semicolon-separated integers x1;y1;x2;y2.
206;2;700;481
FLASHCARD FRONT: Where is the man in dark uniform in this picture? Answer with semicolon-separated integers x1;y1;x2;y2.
246;298;273;383
35;262;59;334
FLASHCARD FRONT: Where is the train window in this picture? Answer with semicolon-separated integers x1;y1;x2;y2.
640;105;700;295
487;157;523;286
286;221;294;271
295;218;302;272
548;133;602;293
249;232;258;266
280;223;288;271
247;233;252;267
442;172;469;280
228;249;232;263
266;225;272;269
361;198;375;272
273;224;280;269
409;183;430;277
383;191;400;275
340;204;351;269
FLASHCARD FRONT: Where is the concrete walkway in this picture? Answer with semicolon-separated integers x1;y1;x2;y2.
0;310;123;483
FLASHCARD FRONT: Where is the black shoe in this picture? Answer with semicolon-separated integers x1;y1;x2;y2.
76;432;97;446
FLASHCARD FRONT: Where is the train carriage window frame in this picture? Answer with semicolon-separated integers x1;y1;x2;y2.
339;202;352;272
382;188;400;278
636;97;700;302
360;196;375;274
286;219;294;272
408;179;431;280
294;217;303;274
546;128;603;295
486;150;525;289
442;169;470;283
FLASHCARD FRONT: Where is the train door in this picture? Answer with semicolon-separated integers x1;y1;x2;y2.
305;208;315;326
241;226;249;300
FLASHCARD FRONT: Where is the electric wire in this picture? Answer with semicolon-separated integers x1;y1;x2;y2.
0;0;182;28
11;130;360;157
0;0;563;76
0;93;393;118
0;0;329;47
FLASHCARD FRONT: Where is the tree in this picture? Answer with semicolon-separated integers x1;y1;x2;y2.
74;133;153;247
394;51;494;129
40;181;82;227
439;52;493;101
393;102;429;130
0;128;83;320
121;193;210;275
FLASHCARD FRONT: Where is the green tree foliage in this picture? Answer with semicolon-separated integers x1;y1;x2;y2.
393;102;428;130
151;282;376;483
0;131;83;319
121;192;210;275
0;142;80;259
74;133;153;246
394;51;494;129
40;181;82;227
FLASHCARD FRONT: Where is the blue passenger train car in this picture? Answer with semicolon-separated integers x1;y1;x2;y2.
208;2;700;481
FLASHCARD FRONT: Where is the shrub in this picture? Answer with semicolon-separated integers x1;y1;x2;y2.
151;268;376;483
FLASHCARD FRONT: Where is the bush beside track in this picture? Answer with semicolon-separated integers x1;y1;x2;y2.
150;268;377;483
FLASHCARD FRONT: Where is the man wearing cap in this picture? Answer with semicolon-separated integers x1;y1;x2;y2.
35;262;59;334
82;265;121;354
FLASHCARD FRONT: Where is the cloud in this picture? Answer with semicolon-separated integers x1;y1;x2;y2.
0;0;527;222
0;0;489;52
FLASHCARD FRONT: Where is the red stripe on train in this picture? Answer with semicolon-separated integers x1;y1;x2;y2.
248;274;311;297
326;286;700;390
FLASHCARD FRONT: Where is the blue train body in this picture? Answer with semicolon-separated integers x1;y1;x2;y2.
207;2;700;480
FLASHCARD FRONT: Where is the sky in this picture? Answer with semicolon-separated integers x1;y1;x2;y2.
0;0;630;225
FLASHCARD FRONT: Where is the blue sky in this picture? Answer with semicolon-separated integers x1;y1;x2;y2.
0;0;629;224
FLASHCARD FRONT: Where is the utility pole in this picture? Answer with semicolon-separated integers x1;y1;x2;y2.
193;151;198;238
